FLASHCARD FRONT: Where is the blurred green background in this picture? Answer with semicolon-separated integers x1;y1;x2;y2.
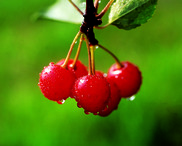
0;0;182;146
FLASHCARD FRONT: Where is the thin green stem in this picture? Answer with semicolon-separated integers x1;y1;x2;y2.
62;31;81;68
68;0;84;15
71;34;84;68
97;44;123;68
94;0;99;12
84;35;92;75
90;46;95;75
97;0;114;18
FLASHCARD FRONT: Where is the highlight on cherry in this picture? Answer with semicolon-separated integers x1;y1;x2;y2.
38;0;158;116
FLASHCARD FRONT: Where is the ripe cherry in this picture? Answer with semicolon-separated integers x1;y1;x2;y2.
57;59;88;78
99;79;121;117
90;71;122;116
38;62;75;101
95;71;105;77
72;75;110;113
107;61;142;98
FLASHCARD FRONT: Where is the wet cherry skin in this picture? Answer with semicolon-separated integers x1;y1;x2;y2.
39;62;76;101
107;61;142;98
57;59;88;79
72;75;110;113
99;78;121;117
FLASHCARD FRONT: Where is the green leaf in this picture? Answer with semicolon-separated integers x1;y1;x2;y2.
108;0;158;30
34;0;85;24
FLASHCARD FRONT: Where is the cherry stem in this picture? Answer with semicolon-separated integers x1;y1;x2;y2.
85;0;95;15
97;44;123;68
71;34;84;68
94;0;99;12
94;23;109;29
68;0;84;15
62;31;81;69
84;34;92;75
90;46;95;75
97;0;114;18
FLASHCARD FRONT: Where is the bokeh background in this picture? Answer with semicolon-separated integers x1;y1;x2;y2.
0;0;182;145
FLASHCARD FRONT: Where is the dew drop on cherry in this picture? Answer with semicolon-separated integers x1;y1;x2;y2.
77;103;82;108
57;99;65;104
93;112;99;115
84;110;90;115
103;73;107;77
127;95;135;101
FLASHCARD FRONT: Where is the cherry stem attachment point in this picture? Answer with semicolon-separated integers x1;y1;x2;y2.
97;44;123;68
97;0;114;18
94;23;109;29
62;31;81;69
84;34;92;75
71;34;84;68
68;0;84;15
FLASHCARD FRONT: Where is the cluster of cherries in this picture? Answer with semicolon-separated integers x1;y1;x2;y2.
38;58;142;116
38;0;142;116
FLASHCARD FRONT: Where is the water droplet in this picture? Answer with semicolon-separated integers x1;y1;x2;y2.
84;110;90;115
75;41;77;44
103;73;107;77
99;0;101;3
82;2;86;6
96;46;99;49
93;112;99;115
57;99;65;104
127;95;135;101
49;62;54;65
80;79;85;84
77;103;82;108
44;67;51;73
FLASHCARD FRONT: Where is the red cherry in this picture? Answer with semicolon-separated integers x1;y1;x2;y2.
107;61;142;97
99;79;121;117
95;71;105;77
57;59;88;78
72;75;110;113
38;62;76;101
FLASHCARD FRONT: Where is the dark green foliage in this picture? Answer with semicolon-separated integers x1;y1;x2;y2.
109;0;158;30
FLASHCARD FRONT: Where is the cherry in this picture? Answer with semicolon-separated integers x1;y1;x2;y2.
99;79;121;117
95;71;105;77
37;0;145;117
72;75;110;113
94;71;122;116
107;61;142;98
38;62;76;101
57;59;88;79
